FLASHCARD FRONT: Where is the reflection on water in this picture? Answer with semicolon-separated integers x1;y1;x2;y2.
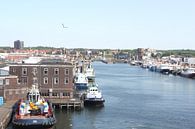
53;106;104;129
53;109;72;129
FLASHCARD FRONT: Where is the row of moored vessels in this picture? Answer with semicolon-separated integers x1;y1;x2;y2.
74;61;105;106
131;60;195;79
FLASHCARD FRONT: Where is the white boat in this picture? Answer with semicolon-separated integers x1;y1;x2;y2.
84;83;105;106
85;63;95;82
74;73;88;90
180;68;195;79
130;60;136;65
156;64;171;74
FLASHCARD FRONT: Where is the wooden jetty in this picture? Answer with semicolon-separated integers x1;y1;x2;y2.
47;98;84;110
0;101;15;129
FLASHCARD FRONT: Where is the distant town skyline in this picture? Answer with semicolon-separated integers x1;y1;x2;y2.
0;0;195;50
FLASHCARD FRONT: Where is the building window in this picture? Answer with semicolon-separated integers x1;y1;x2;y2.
33;77;38;84
44;77;48;84
65;68;69;75
64;77;69;84
54;77;59;84
54;68;59;75
17;79;21;84
22;68;27;75
15;90;19;94
0;79;3;85
52;92;58;96
9;91;12;95
43;68;48;75
12;68;15;73
21;77;27;84
32;68;37;75
63;92;70;96
41;92;49;96
5;79;9;85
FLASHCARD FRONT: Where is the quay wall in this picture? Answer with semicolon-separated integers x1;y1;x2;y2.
0;101;15;129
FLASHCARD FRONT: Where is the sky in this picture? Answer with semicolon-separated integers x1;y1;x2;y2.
0;0;195;49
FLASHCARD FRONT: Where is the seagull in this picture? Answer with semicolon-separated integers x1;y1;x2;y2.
62;24;68;28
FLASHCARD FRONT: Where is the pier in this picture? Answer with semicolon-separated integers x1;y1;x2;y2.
0;101;15;129
48;98;84;110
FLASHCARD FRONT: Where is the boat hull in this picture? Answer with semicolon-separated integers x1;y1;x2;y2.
180;73;195;79
12;116;56;129
84;99;105;107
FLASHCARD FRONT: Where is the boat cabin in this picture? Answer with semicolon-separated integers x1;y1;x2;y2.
27;85;41;103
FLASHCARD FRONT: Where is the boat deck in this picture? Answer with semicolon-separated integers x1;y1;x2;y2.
15;114;48;119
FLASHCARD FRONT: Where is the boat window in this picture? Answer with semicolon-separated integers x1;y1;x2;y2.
33;95;36;102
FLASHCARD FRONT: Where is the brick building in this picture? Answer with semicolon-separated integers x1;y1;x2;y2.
9;59;74;100
0;75;27;101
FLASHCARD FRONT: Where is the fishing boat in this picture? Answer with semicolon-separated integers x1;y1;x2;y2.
12;85;56;129
84;83;105;106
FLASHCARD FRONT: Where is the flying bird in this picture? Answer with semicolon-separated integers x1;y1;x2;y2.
62;24;68;28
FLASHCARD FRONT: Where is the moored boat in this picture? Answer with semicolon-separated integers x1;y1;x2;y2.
12;85;56;129
74;73;88;91
180;68;195;79
85;63;95;82
84;83;105;107
156;64;171;74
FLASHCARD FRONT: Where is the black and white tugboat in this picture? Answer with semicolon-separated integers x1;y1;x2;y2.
12;85;56;129
84;83;105;107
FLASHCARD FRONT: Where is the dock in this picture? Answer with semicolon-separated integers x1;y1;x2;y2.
0;101;15;129
48;98;84;110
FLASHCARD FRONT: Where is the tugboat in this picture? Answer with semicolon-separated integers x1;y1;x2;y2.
84;83;105;107
12;85;56;129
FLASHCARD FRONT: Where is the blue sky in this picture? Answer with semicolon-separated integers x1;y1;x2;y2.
0;0;195;49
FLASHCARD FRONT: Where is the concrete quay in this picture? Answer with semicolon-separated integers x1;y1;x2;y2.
0;101;15;129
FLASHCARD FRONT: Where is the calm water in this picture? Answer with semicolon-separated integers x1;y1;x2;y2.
7;62;195;129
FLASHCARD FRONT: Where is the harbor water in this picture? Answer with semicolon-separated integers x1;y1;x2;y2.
7;62;195;129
